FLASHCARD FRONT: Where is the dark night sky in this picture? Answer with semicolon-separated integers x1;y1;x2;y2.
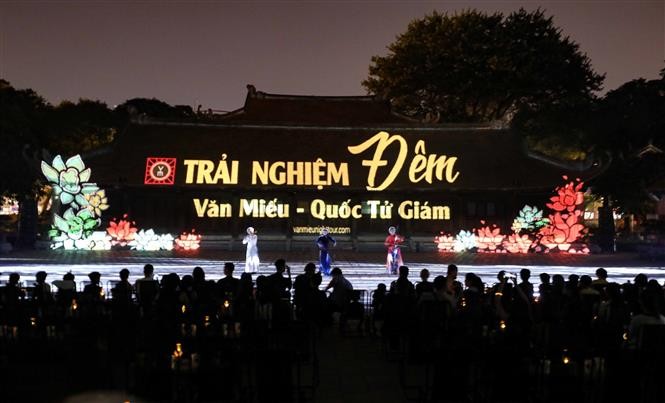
1;1;663;111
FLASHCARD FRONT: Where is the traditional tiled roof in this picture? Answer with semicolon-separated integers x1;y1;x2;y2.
215;85;413;126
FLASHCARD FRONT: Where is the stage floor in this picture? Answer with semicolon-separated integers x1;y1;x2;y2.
0;250;664;293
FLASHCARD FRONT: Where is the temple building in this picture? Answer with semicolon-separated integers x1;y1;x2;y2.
87;85;602;250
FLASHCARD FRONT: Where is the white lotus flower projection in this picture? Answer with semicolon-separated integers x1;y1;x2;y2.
453;230;477;252
129;229;175;251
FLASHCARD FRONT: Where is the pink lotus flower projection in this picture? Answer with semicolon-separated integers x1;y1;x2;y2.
107;214;138;246
475;224;505;252
434;233;455;252
434;176;588;254
546;176;584;213
538;211;586;252
175;230;201;250
503;233;533;254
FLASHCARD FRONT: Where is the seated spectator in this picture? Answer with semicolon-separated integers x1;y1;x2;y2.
218;262;240;301
592;267;609;289
325;267;353;313
179;275;196;316
135;263;156;296
52;272;77;305
111;268;133;304
263;259;292;304
579;275;601;297
446;264;463;301
346;290;365;330
462;273;484;311
1;272;24;305
433;274;457;315
629;291;665;346
293;263;321;319
83;271;104;302
538;273;551;298
32;271;53;304
565;274;580;298
460;273;485;332
390;266;415;299
235;272;255;322
518;268;534;301
192;266;214;314
415;269;434;300
634;273;648;291
236;272;254;303
372;283;387;322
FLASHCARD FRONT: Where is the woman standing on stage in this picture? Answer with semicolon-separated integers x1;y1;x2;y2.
385;226;404;275
243;227;260;273
316;228;336;275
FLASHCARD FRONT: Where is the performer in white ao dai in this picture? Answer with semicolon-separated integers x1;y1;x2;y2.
243;227;260;273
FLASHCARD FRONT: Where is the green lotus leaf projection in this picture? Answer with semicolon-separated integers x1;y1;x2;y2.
50;207;100;242
41;154;98;210
511;205;550;233
42;154;111;250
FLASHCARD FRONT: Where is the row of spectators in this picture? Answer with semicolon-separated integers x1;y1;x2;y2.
1;262;665;402
2;262;664;345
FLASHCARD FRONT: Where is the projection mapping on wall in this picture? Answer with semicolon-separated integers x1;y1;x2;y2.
42;155;190;250
42;155;588;254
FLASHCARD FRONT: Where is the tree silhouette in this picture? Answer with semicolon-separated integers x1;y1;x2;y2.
363;9;603;124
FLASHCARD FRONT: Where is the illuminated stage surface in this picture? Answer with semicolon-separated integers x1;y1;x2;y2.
1;250;664;292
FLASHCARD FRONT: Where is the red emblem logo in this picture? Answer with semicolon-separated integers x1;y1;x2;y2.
144;157;176;185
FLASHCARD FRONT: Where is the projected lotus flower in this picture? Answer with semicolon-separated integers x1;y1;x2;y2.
476;224;504;252
84;189;109;217
512;205;549;233
49;208;100;241
434;233;456;252
175;230;201;250
107;215;138;246
48;208;101;249
87;231;113;250
503;233;533;254
453;230;476;252
547;176;584;213
61;231;112;251
435;176;588;255
538;211;585;251
129;229;175;251
41;155;98;209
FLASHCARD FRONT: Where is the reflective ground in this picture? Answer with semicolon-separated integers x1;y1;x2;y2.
1;250;664;293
